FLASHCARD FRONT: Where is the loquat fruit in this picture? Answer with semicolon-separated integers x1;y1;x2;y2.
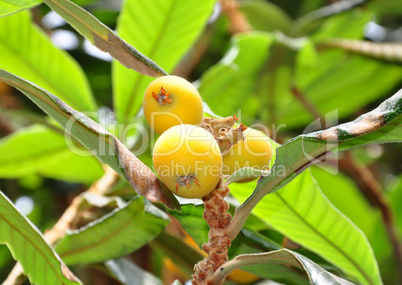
143;76;203;135
153;124;222;198
222;128;272;179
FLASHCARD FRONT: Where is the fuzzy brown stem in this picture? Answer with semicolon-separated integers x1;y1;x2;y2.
3;166;119;285
192;180;232;284
219;0;252;34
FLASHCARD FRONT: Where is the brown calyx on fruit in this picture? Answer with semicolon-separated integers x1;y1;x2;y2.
192;179;231;284
175;175;201;191
152;86;172;105
201;116;247;156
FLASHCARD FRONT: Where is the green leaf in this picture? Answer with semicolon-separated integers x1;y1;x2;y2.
275;10;401;129
0;125;103;183
230;171;380;285
388;175;402;240
105;258;162;285
0;191;80;284
0;11;96;112
0;0;41;17
368;0;402;16
240;0;292;33
0;70;181;210
211;248;354;285
113;0;216;125
311;9;372;41
231;90;402;284
254;90;402;200
56;197;169;265
198;32;274;125
285;49;402;129
169;203;209;247
311;167;391;262
42;0;167;79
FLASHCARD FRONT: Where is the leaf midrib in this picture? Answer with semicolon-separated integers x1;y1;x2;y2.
274;191;373;285
122;0;179;125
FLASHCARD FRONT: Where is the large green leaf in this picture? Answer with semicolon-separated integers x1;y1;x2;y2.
0;70;181;210
231;91;402;284
230;171;381;285
283;48;402;129
311;9;372;41
0;11;96;112
0;125;103;183
42;0;167;79
311;167;391;262
201;10;401;130
277;10;401;129
388;175;402;238
0;0;41;17
113;0;216;125
0;191;80;284
249;90;402;202
198;32;274;125
56;197;169;265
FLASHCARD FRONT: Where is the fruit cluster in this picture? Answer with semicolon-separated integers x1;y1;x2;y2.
143;76;272;199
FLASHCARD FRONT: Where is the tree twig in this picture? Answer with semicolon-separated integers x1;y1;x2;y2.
339;151;402;284
219;0;252;34
291;85;326;125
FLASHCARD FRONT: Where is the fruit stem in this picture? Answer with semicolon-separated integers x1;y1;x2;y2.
192;179;232;284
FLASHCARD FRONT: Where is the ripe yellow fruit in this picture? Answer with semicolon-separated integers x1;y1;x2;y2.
153;124;222;198
143;75;203;135
222;128;272;178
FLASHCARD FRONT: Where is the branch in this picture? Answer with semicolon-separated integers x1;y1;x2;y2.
319;39;402;63
219;0;252;34
291;85;325;124
339;151;402;284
